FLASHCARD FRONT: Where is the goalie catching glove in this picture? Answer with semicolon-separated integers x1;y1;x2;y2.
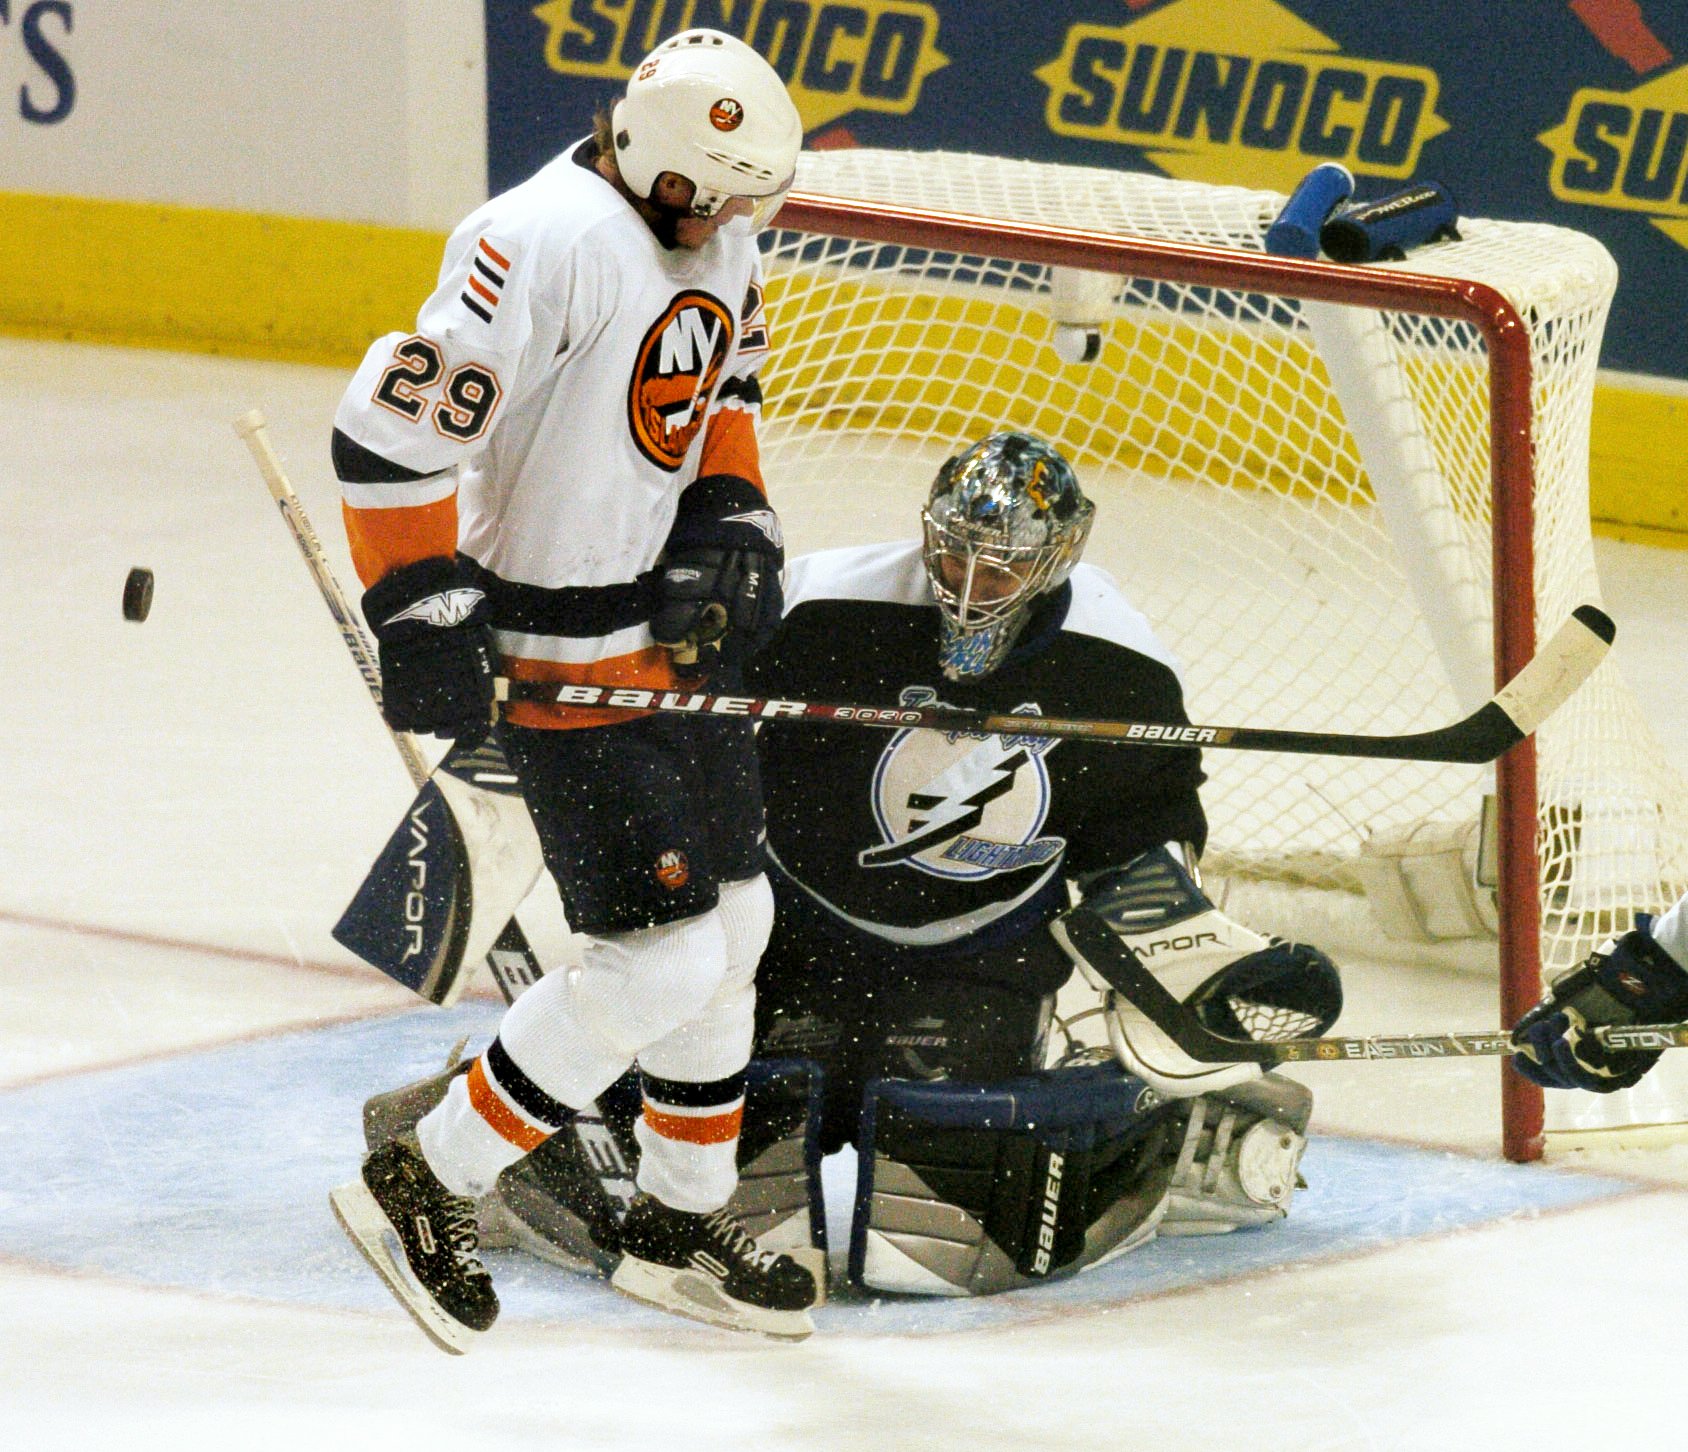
1511;915;1688;1093
1050;844;1343;1097
650;474;784;684
362;556;496;746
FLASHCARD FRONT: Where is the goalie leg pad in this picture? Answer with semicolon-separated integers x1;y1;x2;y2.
1158;1072;1313;1235
850;1064;1179;1297
487;1060;828;1285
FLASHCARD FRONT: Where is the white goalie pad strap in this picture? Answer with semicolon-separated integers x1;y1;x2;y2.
1159;1075;1312;1236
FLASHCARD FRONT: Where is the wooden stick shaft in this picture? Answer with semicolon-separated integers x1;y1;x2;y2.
234;409;430;790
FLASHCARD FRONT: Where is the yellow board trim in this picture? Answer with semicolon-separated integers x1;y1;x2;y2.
1;190;1682;543
1590;384;1688;546
0;191;442;368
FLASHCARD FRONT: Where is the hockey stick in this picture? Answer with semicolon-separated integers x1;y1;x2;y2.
1052;908;1688;1065
233;408;543;1006
500;602;1613;764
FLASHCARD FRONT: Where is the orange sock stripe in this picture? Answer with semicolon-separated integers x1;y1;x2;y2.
467;1057;548;1151
642;1103;744;1146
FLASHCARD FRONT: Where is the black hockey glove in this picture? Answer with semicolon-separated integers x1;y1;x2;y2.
650;475;784;685
1511;919;1688;1093
362;556;496;746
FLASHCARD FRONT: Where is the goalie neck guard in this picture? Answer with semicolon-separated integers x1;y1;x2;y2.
921;432;1095;680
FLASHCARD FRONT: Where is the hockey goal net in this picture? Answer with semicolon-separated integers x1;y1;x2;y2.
755;148;1688;1161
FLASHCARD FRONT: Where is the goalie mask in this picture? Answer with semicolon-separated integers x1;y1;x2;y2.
922;432;1095;679
613;30;802;237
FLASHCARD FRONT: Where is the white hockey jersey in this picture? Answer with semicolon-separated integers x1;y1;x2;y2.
334;140;772;728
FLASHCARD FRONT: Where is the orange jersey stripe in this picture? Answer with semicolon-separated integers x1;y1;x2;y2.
467;1057;549;1152
501;644;704;730
467;274;499;305
696;406;764;494
642;1103;744;1146
479;237;511;270
343;496;459;587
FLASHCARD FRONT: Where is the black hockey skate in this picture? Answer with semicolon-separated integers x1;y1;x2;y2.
329;1135;499;1355
611;1193;817;1340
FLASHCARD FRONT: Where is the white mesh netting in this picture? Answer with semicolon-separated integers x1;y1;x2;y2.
755;149;1688;1005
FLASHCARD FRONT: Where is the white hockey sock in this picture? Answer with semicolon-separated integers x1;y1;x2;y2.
633;875;771;1212
633;1072;747;1213
417;906;736;1200
417;1067;536;1199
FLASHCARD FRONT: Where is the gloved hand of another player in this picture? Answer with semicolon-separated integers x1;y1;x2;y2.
363;556;496;746
650;475;784;684
1511;918;1688;1093
650;545;782;678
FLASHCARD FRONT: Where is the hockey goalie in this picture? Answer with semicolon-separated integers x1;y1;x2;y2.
362;431;1344;1298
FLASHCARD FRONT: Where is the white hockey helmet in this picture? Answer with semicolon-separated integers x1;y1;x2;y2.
612;30;802;233
922;432;1095;679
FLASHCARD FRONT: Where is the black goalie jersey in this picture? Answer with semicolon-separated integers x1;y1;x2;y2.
743;541;1208;958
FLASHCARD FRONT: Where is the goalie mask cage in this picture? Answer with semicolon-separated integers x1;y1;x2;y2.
756;149;1688;1163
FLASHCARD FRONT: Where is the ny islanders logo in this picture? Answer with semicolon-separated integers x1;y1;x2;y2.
861;689;1066;880
629;291;735;470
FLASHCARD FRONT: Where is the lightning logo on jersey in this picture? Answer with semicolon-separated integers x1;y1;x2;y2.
861;689;1066;880
629;290;735;470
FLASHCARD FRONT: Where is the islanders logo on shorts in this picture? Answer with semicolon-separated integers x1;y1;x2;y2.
655;849;690;890
860;689;1066;882
628;291;735;471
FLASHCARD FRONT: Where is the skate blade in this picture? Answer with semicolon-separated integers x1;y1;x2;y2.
610;1256;814;1341
329;1181;483;1356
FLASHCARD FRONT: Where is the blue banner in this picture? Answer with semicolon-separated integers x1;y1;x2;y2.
487;0;1688;379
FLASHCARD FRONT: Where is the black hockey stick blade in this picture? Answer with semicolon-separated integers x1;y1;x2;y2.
500;605;1614;764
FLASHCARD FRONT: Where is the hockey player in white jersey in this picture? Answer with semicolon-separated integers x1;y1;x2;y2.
1512;890;1688;1092
325;29;818;1349
367;432;1345;1299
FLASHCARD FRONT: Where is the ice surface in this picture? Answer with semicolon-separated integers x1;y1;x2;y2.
3;338;1686;1448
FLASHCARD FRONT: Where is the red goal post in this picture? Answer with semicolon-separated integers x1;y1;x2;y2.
755;151;1682;1163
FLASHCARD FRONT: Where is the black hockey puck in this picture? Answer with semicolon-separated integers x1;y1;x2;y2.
122;567;154;622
